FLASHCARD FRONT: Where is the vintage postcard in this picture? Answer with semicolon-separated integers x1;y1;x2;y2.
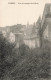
0;0;51;80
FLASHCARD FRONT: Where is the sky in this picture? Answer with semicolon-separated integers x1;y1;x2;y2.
0;0;51;27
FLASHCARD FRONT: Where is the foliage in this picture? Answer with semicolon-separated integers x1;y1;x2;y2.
11;42;50;80
0;33;17;79
0;33;50;80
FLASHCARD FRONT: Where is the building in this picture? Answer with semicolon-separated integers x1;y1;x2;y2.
0;22;40;48
24;22;40;48
41;3;51;42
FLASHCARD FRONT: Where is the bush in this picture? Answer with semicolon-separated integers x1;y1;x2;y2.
11;40;50;80
0;33;17;79
0;33;50;80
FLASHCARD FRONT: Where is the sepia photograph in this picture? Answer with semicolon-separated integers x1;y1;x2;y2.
0;0;51;80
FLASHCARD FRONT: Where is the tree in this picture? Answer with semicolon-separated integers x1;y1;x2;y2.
37;16;43;47
0;32;17;80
